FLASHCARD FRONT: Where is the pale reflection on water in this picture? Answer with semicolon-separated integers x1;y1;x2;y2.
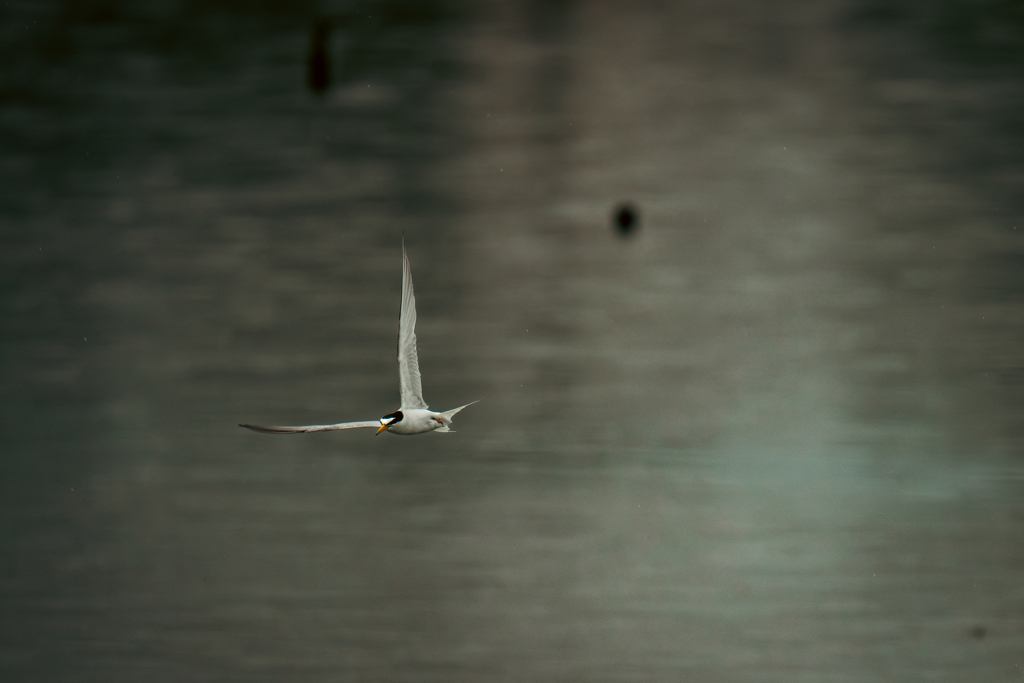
2;1;1024;681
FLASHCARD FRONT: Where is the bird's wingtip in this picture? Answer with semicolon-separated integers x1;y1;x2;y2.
240;423;301;434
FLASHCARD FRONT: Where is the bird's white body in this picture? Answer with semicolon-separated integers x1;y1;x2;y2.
240;242;476;436
382;408;461;435
386;409;443;435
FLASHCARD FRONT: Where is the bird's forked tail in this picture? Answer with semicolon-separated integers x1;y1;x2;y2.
433;400;479;432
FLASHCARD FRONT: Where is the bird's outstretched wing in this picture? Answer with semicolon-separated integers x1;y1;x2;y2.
239;421;379;434
398;241;428;410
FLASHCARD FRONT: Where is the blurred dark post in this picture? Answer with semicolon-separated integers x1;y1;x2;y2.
308;17;331;95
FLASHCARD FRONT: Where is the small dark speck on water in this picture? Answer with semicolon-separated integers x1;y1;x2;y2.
970;625;987;639
613;203;639;236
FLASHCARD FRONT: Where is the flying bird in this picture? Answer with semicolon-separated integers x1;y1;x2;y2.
240;242;476;436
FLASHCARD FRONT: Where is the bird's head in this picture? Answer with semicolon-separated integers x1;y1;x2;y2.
376;410;403;435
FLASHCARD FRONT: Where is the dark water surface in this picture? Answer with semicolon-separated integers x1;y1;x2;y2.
3;1;1024;680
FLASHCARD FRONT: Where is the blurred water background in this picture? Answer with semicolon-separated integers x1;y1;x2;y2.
3;0;1024;680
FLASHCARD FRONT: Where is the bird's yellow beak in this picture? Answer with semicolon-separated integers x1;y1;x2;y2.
376;424;389;436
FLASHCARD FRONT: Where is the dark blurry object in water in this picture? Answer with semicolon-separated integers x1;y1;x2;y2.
309;18;331;95
970;624;987;639
613;203;639;236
